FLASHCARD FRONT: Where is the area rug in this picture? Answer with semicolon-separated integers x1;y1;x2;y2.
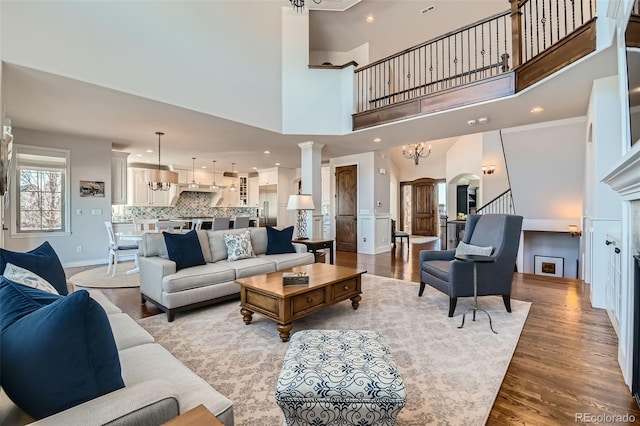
68;262;139;288
137;274;530;425
409;236;439;244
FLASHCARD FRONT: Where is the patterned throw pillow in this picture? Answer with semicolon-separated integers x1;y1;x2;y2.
3;263;59;295
455;241;493;256
224;230;255;261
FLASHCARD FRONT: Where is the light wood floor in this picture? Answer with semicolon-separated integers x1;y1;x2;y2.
71;240;640;425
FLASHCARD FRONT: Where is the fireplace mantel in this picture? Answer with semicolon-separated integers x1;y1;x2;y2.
603;142;640;200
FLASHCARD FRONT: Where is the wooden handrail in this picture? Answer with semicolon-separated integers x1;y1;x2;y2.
308;61;359;70
355;10;510;72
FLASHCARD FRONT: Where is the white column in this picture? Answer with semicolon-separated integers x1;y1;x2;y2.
299;141;324;239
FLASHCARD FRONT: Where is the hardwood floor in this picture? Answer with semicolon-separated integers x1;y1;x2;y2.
70;240;640;425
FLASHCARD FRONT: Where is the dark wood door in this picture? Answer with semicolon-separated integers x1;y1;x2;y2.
335;165;357;252
412;178;437;236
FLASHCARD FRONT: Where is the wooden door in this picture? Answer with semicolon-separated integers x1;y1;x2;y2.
412;178;437;236
335;165;357;252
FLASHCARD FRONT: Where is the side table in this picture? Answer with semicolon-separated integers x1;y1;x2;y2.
163;404;224;426
292;239;334;264
454;254;498;334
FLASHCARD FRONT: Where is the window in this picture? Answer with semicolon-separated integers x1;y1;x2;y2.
13;145;70;236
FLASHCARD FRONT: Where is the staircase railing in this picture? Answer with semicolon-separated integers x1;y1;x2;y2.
634;0;640;15
476;189;515;215
353;0;596;115
354;10;511;114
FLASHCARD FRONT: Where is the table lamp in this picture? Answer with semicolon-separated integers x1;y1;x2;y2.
287;194;315;240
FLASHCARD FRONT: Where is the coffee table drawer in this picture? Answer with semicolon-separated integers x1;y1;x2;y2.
292;289;326;315
332;278;358;300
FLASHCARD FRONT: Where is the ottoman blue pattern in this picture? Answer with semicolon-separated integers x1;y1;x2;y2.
275;330;407;426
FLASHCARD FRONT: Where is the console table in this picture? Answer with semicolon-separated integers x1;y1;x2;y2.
293;239;334;264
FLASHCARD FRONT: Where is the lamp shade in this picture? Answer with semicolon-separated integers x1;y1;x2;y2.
287;194;315;211
148;169;179;185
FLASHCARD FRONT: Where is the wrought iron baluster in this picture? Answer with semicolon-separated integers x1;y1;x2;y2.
571;0;575;31
556;0;560;42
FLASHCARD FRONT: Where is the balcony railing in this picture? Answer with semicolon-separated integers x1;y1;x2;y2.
353;0;595;116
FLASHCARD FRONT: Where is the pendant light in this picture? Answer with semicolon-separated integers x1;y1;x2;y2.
188;157;199;189
148;131;179;191
229;162;237;192
210;160;219;191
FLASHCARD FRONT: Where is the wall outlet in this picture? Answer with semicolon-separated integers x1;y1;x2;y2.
76;246;83;253
363;237;367;243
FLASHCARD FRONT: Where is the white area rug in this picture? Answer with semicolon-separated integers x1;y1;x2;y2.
69;262;140;288
138;274;530;425
409;236;439;244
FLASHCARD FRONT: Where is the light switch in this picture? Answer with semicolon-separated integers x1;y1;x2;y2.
76;209;82;215
91;209;102;215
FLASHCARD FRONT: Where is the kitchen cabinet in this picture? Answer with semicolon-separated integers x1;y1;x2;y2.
248;175;259;207
259;169;278;186
238;173;248;206
222;175;240;207
187;169;212;186
127;167;177;206
111;151;129;205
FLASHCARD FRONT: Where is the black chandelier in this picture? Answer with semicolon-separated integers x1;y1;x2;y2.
290;0;323;13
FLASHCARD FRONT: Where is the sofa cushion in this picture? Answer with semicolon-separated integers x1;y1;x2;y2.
3;262;60;294
260;252;315;271
162;263;237;293
107;313;155;351
163;230;206;271
0;282;124;420
266;226;296;255
249;227;268;255
227;257;277;278
0;241;68;295
224;229;255;261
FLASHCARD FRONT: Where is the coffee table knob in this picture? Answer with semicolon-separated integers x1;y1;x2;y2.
307;297;313;303
343;286;349;291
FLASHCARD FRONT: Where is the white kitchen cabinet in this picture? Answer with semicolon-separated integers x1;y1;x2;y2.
188;169;212;186
248;175;259;207
238;174;248;206
222;175;240;207
111;151;130;205
259;169;278;186
127;167;176;206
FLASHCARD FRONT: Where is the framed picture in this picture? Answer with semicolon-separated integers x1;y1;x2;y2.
80;180;105;197
534;255;564;277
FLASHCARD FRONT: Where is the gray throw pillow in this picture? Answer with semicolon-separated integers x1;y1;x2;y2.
224;230;255;261
455;241;493;256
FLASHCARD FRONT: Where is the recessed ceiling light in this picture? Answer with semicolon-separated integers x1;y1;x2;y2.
264;150;271;154
145;149;153;153
201;166;207;169
373;137;382;143
275;162;281;166
421;5;436;14
530;106;544;113
477;117;489;124
366;15;375;23
252;167;258;170
467;119;477;126
136;154;143;157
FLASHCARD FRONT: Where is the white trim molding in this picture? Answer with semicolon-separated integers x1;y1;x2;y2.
602;142;640;200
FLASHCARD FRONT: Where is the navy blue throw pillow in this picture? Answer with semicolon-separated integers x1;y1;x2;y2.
163;229;206;271
0;281;124;419
0;241;68;295
266;226;296;255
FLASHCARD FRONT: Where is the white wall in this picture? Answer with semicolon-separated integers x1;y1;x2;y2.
1;1;284;133
481;130;510;205
281;9;355;135
445;133;483;219
523;231;581;278
502;117;586;229
309;42;369;68
4;128;112;267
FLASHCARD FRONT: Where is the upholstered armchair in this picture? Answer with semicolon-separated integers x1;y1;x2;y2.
419;214;523;317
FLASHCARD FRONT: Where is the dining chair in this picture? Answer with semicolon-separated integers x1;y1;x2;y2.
391;219;410;248
133;218;156;233
104;221;139;278
153;220;186;233
233;216;251;229
191;219;203;231
212;217;231;230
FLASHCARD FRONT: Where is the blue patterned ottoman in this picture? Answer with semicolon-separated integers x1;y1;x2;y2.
275;330;406;426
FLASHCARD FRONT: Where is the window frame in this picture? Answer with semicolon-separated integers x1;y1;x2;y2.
11;144;71;238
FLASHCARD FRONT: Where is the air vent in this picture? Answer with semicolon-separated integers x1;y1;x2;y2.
421;5;436;14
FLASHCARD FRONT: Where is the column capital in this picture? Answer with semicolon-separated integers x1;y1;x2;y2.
298;141;325;151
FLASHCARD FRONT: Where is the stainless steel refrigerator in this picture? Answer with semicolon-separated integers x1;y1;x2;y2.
259;185;277;226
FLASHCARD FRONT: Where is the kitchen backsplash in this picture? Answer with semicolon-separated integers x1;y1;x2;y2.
112;192;258;222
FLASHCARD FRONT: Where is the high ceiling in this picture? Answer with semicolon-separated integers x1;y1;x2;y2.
1;0;622;174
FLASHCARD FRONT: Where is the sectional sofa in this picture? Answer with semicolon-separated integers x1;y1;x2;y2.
138;227;315;321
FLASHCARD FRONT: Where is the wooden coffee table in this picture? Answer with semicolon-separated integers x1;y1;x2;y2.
236;263;367;342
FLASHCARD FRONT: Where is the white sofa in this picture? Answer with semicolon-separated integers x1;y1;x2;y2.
138;227;315;321
0;290;234;426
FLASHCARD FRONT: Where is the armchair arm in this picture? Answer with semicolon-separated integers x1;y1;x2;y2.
292;243;307;254
29;380;179;426
419;249;455;264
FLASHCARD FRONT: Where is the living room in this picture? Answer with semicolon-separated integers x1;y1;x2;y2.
1;0;640;424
